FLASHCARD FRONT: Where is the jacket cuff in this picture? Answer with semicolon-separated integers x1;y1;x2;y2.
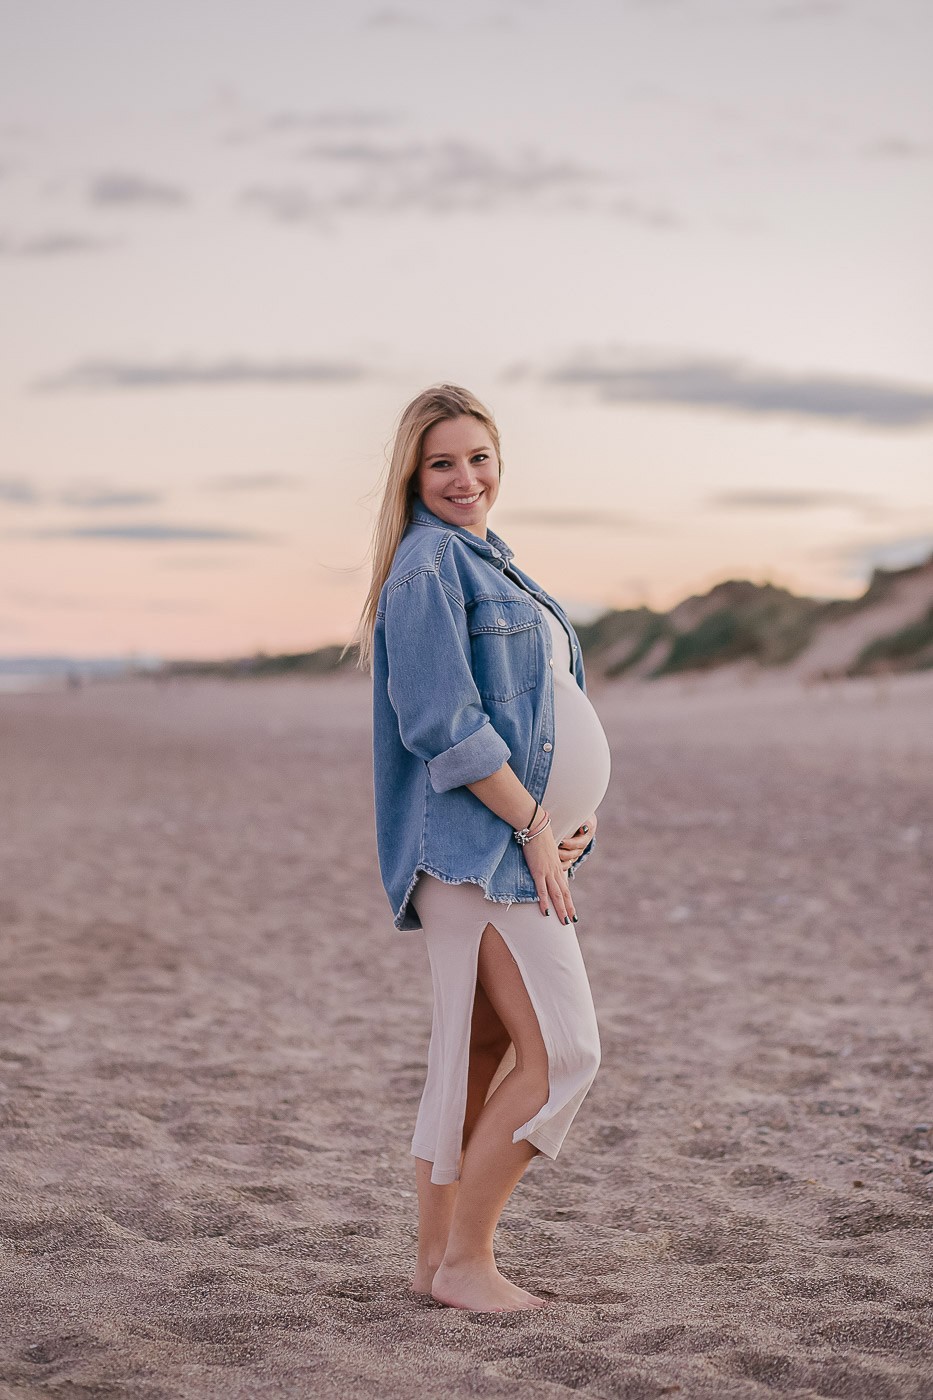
426;721;511;794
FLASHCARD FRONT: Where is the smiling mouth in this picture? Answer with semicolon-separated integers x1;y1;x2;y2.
447;491;483;505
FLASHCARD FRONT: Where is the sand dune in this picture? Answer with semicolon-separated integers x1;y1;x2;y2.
1;672;931;1398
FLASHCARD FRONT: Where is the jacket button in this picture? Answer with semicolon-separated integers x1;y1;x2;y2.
496;617;507;626
548;657;554;667
543;741;552;751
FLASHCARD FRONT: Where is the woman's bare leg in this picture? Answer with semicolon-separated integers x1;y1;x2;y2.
411;980;511;1294
431;922;551;1312
410;1160;457;1294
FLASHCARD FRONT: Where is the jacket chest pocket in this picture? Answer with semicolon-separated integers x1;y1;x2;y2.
467;598;541;703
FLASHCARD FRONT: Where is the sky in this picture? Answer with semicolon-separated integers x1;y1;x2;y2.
1;0;931;661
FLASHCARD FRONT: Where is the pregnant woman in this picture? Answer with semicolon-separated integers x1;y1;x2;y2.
350;383;612;1313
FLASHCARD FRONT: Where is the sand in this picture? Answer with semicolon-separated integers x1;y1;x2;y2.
0;670;931;1399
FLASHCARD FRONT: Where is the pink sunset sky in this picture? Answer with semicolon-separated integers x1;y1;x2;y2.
1;0;931;661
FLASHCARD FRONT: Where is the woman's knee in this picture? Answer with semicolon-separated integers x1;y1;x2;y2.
477;923;547;1064
470;979;511;1061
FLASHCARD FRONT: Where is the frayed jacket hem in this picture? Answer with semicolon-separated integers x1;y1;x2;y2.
393;863;537;932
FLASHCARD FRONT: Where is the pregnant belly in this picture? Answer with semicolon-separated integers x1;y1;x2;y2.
540;685;612;843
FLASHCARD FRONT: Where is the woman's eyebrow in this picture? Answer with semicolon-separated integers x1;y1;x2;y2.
425;448;490;461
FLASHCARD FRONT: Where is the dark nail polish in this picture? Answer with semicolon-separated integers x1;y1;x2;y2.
545;908;550;916
572;915;578;922
563;916;570;925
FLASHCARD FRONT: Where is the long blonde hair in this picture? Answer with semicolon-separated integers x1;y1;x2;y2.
344;383;504;674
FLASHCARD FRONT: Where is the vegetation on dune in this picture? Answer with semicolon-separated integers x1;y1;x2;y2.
848;603;933;675
573;607;669;678
650;584;821;676
163;644;358;679
153;553;933;683
606;613;669;678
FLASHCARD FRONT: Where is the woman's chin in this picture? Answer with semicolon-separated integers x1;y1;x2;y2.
437;500;488;527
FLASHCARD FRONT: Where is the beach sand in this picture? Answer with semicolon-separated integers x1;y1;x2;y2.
0;671;931;1398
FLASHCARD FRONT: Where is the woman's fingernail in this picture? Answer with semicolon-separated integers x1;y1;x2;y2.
563;916;570;925
545;907;550;916
582;825;589;833
572;915;578;923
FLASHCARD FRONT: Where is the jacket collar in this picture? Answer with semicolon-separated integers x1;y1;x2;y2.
409;494;515;565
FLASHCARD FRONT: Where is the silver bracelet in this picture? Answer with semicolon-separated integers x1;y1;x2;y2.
513;805;549;846
512;799;538;846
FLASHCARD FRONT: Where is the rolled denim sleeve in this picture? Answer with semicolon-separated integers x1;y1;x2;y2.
384;567;511;793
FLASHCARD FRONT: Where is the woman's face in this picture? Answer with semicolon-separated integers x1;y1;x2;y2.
414;414;500;538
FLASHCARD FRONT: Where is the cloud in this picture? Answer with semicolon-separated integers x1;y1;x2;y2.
240;186;324;224
0;477;39;504
88;172;189;208
363;8;435;27
17;523;280;542
609;197;683;229
58;485;164;508
266;107;400;132
820;534;933;578
233;113;681;224
31;357;370;393
707;489;882;511
0;231;124;257
863;135;933;161
222;106;401;147
302;139;432;166
524;349;933;429
496;507;641;530
768;0;845;18
243;137;608;220
204;473;303;492
1;479;164;508
9;587;112;610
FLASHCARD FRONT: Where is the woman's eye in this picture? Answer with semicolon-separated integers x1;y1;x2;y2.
432;455;487;467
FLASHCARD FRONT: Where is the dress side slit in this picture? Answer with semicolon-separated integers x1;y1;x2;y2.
407;591;609;1188
409;880;601;1186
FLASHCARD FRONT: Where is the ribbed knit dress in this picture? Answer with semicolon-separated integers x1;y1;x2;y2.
408;590;612;1184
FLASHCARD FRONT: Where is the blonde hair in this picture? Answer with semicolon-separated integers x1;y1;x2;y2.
344;383;503;674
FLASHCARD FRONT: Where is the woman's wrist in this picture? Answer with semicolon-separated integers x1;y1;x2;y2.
522;807;551;845
512;801;550;847
465;769;550;840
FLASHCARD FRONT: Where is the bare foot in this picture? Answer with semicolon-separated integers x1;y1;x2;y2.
410;1262;441;1296
431;1258;547;1311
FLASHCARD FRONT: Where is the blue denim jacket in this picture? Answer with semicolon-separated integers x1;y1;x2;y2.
372;495;597;931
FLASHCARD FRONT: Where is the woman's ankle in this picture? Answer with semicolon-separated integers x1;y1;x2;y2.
438;1247;495;1271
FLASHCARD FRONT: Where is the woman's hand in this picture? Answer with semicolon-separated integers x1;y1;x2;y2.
557;814;597;872
521;809;576;923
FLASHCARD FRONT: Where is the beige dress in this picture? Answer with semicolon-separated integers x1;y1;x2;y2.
409;594;612;1184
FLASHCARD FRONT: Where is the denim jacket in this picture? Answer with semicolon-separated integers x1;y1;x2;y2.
372;495;597;931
